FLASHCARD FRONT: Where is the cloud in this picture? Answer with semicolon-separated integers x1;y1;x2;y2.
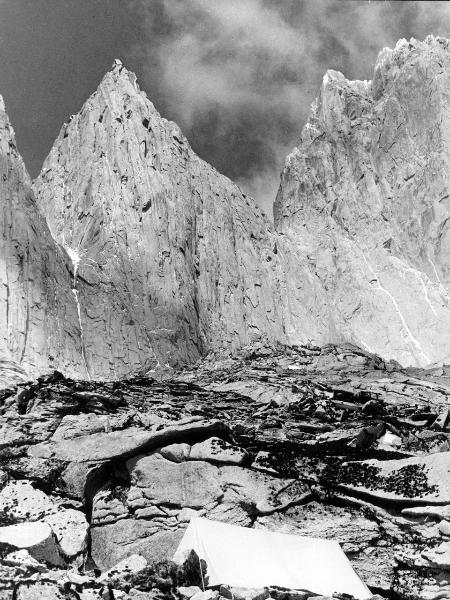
133;0;450;217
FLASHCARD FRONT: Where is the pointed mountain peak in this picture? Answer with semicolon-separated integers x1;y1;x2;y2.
32;43;290;380
107;57;134;82
54;57;157;142
112;58;123;70
94;57;140;100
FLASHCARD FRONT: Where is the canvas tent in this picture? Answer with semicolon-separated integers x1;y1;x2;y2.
173;517;371;600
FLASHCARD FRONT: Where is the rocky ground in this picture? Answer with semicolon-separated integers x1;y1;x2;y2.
1;342;450;599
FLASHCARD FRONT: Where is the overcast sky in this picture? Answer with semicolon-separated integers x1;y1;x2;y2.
1;0;450;215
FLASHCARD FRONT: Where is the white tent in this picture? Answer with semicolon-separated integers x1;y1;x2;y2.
173;517;371;600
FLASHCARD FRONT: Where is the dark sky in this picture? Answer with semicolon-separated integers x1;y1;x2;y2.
1;0;450;215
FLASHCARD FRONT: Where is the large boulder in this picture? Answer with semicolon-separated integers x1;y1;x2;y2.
160;443;191;463
89;452;222;570
15;582;67;600
0;480;88;559
90;518;184;571
44;509;88;558
126;453;223;509
29;419;226;462
0;481;55;521
0;522;63;566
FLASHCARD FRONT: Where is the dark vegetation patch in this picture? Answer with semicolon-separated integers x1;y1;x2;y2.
0;541;16;559
0;508;17;527
114;551;207;594
336;462;438;498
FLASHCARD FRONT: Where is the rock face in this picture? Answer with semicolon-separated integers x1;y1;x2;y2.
0;96;86;383
0;522;63;566
1;62;325;384
32;60;323;379
275;36;450;367
6;38;450;379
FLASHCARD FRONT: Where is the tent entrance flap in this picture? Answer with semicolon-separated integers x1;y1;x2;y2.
173;517;371;600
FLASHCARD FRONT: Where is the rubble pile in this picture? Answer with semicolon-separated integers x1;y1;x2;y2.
1;343;450;599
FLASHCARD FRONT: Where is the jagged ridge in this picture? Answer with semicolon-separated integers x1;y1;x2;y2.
275;36;450;367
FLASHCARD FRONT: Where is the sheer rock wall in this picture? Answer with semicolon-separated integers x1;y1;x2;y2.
275;36;450;367
0;96;86;383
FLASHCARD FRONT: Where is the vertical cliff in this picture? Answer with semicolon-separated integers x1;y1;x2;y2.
275;36;450;367
0;96;86;383
33;60;324;379
8;36;450;379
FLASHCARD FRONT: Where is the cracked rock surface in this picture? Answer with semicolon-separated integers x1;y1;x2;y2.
275;36;450;367
32;60;314;380
0;97;86;385
3;39;450;383
1;342;450;599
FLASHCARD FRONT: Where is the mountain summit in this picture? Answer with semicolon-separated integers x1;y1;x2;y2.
32;60;317;379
